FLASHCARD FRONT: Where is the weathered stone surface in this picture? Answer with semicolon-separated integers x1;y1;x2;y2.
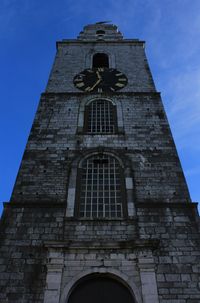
0;23;200;303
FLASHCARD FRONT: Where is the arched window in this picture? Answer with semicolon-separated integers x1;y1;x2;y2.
93;53;109;68
76;153;125;219
68;275;134;303
84;99;117;133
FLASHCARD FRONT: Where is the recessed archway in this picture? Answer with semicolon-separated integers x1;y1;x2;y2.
60;268;142;303
67;274;135;303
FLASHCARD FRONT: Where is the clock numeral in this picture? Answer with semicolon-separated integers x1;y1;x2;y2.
85;87;92;91
115;83;124;87
118;78;127;82
74;78;83;82
76;82;85;88
74;69;127;92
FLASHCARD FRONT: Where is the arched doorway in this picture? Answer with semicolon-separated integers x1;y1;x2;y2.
68;275;134;303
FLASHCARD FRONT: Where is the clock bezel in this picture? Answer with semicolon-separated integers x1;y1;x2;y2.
73;68;128;92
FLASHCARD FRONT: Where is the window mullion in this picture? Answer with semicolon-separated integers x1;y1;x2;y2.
86;100;116;134
79;155;123;219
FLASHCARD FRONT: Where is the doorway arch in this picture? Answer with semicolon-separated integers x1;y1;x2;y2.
67;274;135;303
60;268;142;303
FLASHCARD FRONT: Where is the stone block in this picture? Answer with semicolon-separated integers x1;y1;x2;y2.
165;274;181;282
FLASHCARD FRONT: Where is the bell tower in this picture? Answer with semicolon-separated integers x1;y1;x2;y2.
0;23;200;303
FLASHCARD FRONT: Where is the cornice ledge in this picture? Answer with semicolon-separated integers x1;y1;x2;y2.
3;201;65;208
56;40;145;47
41;91;161;97
64;217;138;223
44;239;159;250
136;201;198;208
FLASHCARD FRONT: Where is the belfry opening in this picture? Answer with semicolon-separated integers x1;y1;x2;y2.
93;53;109;68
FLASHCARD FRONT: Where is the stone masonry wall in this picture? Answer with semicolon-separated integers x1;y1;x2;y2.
0;204;65;303
46;41;155;93
11;93;190;204
137;203;200;302
1;28;199;303
64;218;137;241
60;248;143;301
1;202;199;302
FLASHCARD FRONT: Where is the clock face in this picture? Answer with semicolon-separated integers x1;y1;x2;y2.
73;68;128;92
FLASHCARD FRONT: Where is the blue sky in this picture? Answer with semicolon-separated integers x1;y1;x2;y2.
0;0;200;215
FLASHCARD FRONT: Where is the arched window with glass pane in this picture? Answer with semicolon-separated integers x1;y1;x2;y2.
76;153;125;219
84;99;117;134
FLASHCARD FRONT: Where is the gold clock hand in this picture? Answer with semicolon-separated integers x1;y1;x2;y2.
96;71;102;80
89;78;101;91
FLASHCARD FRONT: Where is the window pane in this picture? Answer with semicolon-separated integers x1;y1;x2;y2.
85;100;116;134
78;154;123;218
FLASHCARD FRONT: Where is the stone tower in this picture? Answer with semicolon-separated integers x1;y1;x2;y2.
1;23;200;303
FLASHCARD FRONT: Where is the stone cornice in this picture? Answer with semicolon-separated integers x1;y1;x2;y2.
3;201;65;208
40;91;161;98
56;39;145;49
3;201;197;210
136;202;198;209
44;239;159;250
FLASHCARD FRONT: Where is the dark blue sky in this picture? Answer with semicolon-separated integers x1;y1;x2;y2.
1;0;200;214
